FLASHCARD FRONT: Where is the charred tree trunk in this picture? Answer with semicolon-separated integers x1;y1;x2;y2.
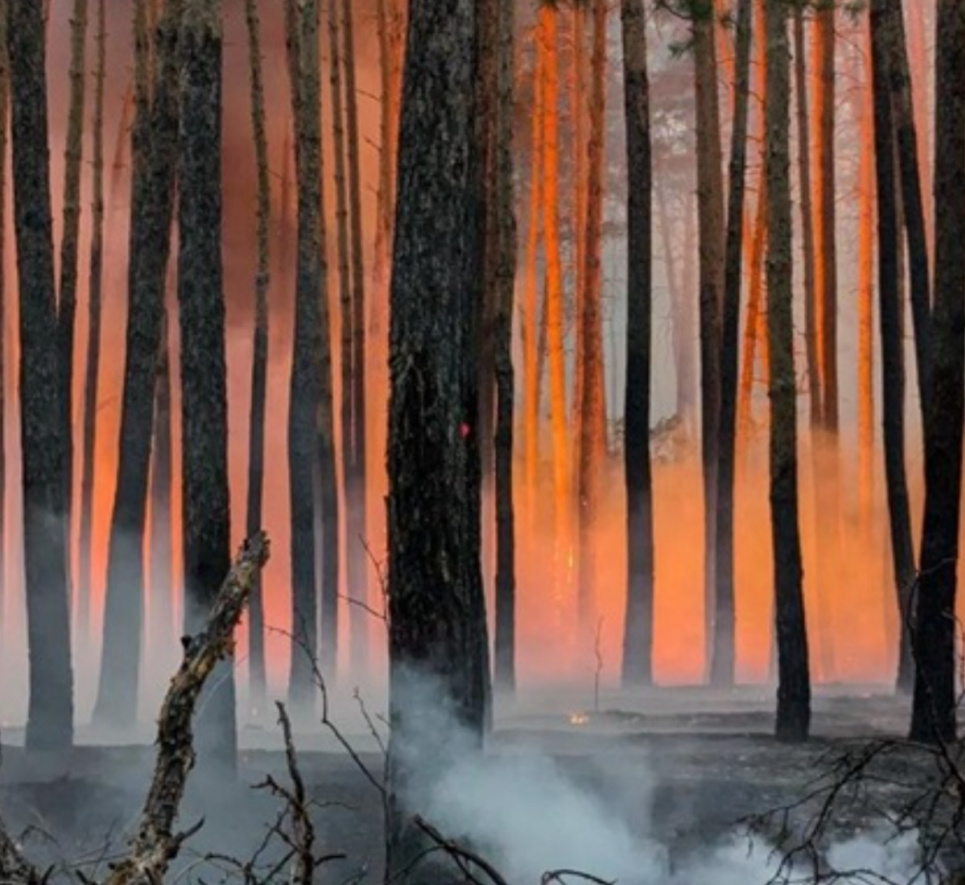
712;0;751;688
813;0;837;431
77;0;105;649
0;0;9;635
177;0;235;769
619;0;654;689
692;4;725;682
384;0;489;878
522;41;543;515
869;1;916;698
57;0;88;605
148;306;173;665
909;0;965;746
576;0;607;642
94;0;180;729
765;0;810;743
10;0;74;751
879;0;931;412
491;0;517;696
244;0;270;714
341;0;369;674
793;6;819;424
285;0;338;692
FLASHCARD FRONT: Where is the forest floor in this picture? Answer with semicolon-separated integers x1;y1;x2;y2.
0;686;930;884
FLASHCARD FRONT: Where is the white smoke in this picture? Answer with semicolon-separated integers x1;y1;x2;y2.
388;669;923;885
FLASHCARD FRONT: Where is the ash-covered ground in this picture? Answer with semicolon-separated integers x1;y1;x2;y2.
0;686;931;884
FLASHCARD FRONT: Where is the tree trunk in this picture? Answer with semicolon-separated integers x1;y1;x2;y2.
177;0;235;769
285;0;339;693
57;0;88;609
880;0;931;413
490;0;516;696
576;0;607;644
9;0;74;751
765;0;810;743
812;1;837;431
712;0;751;688
328;0;353;673
620;0;654;689
540;4;570;624
341;0;369;673
692;6;725;682
570;2;586;452
869;0;915;698
522;38;543;517
384;0;489;876
793;6;819;424
0;0;9;636
77;0;105;651
244;0;270;714
148;305;173;666
909;0;965;745
94;0;179;729
856;24;875;552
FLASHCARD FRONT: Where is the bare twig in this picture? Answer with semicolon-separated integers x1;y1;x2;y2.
413;816;511;885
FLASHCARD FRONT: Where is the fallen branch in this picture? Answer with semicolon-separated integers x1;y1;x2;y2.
103;531;271;885
413;816;511;885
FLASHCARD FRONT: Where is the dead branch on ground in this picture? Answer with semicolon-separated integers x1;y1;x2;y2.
101;532;270;885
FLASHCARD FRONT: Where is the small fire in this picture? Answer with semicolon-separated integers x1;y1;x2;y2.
568;712;589;726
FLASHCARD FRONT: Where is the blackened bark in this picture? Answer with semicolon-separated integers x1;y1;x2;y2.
910;0;965;746
78;0;105;646
244;0;269;713
491;0;516;695
619;0;654;689
576;0;608;639
712;0;751;688
284;0;339;693
149;307;173;662
815;2;837;430
0;0;9;634
793;6;819;423
9;0;74;751
341;0;369;674
878;0;931;411
94;0;180;729
765;0;810;743
385;0;489;877
57;0;88;597
692;7;725;680
177;0;235;769
869;5;916;697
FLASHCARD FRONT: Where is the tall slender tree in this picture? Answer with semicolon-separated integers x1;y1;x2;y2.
765;0;810;743
712;0;752;687
244;0;270;713
384;0;489;877
879;0;931;411
691;0;725;681
77;0;106;649
793;5;819;423
94;0;180;728
177;0;235;767
57;0;89;602
910;0;965;745
9;0;73;751
620;0;654;688
285;0;338;693
576;0;608;641
341;0;369;673
869;0;915;698
0;0;10;634
491;0;517;695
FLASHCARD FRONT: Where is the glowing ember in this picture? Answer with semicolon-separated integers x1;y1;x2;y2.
569;713;589;726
